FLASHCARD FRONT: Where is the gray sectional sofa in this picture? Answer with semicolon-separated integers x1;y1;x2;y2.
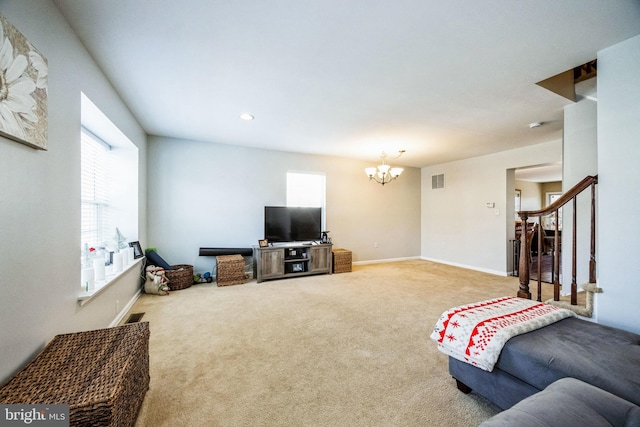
479;377;640;427
448;317;640;424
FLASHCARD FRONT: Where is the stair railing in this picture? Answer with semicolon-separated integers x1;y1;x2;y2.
517;175;598;304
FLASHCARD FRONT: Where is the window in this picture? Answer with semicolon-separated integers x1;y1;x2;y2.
286;172;325;208
80;93;139;294
81;129;113;249
544;192;563;230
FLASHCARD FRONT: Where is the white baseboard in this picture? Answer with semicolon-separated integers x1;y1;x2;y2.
110;288;143;327
353;256;421;266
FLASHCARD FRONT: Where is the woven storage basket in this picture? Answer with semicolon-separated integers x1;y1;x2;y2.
166;264;193;290
217;254;245;286
0;322;150;427
332;248;352;273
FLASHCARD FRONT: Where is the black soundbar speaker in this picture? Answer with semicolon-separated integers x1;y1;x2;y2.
199;247;253;257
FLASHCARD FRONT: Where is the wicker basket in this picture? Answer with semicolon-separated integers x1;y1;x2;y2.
332;248;352;273
166;264;194;290
216;255;245;286
0;322;150;427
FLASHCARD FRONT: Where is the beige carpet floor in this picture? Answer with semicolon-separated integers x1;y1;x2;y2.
128;260;524;427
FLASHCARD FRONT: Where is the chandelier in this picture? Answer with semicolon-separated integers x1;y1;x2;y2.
365;150;405;186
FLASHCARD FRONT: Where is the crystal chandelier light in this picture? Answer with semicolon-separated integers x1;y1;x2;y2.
365;150;405;186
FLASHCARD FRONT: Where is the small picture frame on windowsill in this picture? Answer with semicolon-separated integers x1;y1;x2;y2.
258;239;269;248
129;241;144;258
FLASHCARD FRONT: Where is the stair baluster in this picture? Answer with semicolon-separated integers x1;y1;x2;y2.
517;175;598;314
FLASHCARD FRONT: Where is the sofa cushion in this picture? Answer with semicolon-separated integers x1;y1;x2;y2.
479;377;639;427
625;406;640;427
496;317;640;406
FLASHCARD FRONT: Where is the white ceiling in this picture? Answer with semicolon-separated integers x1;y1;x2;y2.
53;0;640;168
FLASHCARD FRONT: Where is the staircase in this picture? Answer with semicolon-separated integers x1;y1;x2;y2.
517;175;599;316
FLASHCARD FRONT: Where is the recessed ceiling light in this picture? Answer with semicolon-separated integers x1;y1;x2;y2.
240;113;254;121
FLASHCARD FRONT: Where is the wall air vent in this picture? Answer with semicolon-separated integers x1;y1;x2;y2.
432;174;445;189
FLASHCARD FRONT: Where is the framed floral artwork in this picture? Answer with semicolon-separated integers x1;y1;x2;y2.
0;14;48;150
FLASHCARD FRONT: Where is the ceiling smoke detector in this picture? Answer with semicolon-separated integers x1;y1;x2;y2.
529;121;543;129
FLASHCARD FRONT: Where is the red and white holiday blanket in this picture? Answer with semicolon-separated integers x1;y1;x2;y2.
430;296;575;372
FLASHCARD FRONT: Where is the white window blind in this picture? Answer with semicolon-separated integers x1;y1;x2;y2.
81;129;113;248
286;172;326;208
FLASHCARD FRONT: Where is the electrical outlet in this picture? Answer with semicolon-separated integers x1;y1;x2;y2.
494;209;500;216
374;242;379;248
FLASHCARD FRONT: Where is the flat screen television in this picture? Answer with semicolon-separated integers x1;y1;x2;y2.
264;206;322;243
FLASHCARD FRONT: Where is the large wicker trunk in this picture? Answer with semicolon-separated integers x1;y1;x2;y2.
0;322;150;427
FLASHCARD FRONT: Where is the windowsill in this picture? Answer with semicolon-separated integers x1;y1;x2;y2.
78;257;145;306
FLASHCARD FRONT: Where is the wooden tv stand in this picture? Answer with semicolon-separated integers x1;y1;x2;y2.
253;243;333;283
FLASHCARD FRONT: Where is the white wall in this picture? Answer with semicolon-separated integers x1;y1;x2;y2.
421;140;562;276
515;179;542;213
147;136;421;275
596;34;640;333
562;99;598;292
0;1;147;383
